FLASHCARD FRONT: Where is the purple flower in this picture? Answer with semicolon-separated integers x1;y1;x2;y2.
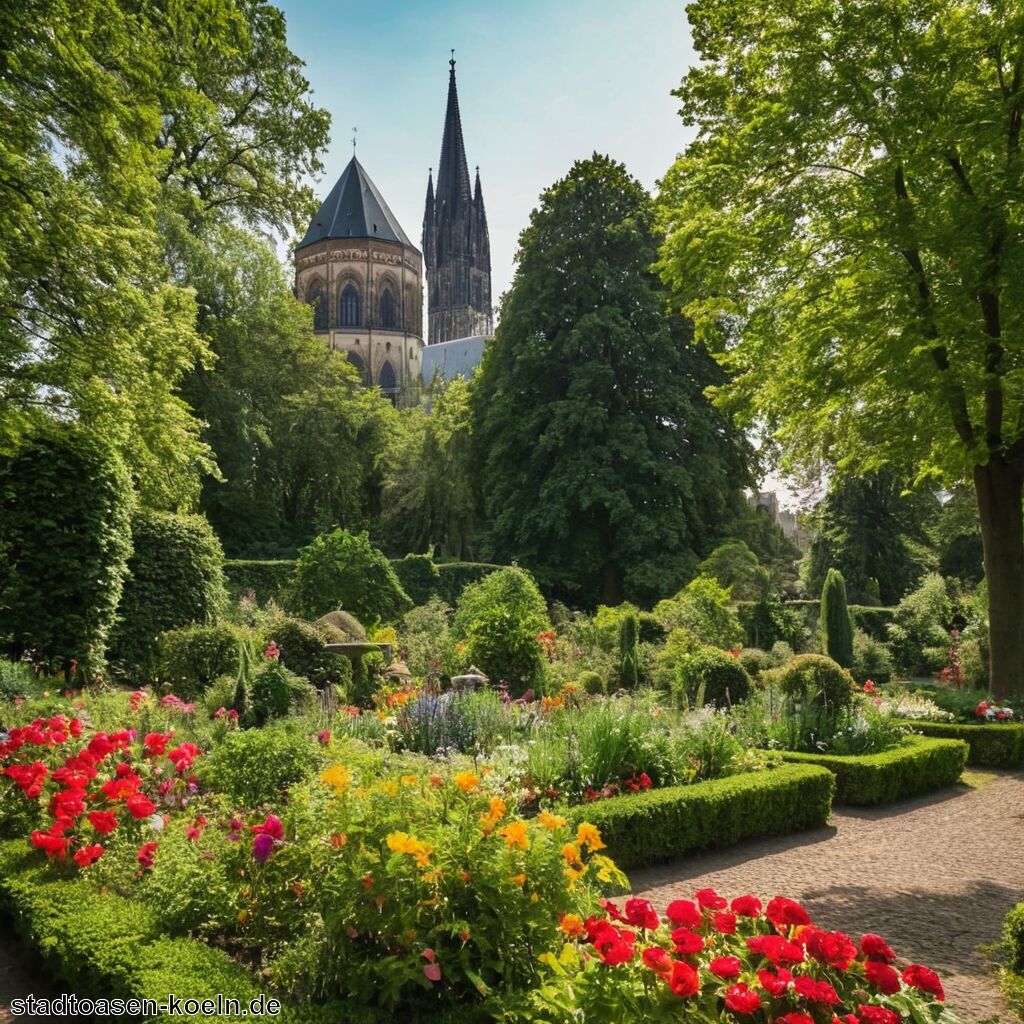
252;833;275;862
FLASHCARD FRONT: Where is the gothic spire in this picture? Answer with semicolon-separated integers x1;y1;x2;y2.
436;55;473;212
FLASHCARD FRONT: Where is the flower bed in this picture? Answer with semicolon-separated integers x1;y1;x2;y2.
896;720;1024;769
779;735;968;806
566;763;834;869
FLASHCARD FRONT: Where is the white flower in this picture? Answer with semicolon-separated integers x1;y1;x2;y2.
148;814;165;832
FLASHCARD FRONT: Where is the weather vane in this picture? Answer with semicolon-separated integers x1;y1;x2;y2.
352;126;358;153
450;48;455;70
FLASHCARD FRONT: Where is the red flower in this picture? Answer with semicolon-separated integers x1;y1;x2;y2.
101;773;142;800
806;928;858;970
708;955;741;979
30;831;68;859
857;1007;901;1024
666;899;701;928
600;899;627;923
757;967;793;996
624;897;660;930
87;810;118;834
723;983;762;1013
50;788;86;819
777;1015;815;1024
713;911;737;933
263;641;280;659
87;733;115;760
860;933;895;963
747;934;805;966
864;959;900;995
143;732;170;757
317;730;331;745
731;894;762;917
72;844;105;867
69;718;83;738
125;794;156;819
637;772;652;789
766;896;811;928
695;886;727;910
167;742;200;773
671;928;704;955
642;946;672;980
587;918;636;965
137;841;158;869
792;975;840;1004
253;814;284;840
902;963;944;1001
667;959;699;997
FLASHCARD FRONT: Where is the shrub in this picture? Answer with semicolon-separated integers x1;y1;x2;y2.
390;554;441;606
593;602;641;651
780;735;968;804
110;511;226;680
637;612;665;644
617;612;639;688
198;722;322;806
737;647;772;678
820;568;854;668
577;670;605;695
1003;904;1024;1006
157;623;242;698
902;720;1024;768
433;561;506;605
668;645;751;709
0;425;133;679
223;559;295;603
652;575;744;648
565;763;834;869
887;573;952;675
259;616;352;688
773;653;856;710
288;530;411;623
249;658;311;726
737;598;804;650
852;628;894;684
398;596;453;678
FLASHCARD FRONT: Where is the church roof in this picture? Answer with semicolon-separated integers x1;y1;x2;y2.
297;156;414;250
436;58;473;213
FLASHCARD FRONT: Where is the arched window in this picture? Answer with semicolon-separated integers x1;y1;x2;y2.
339;284;360;327
346;350;367;384
378;360;397;402
379;286;397;329
307;280;327;331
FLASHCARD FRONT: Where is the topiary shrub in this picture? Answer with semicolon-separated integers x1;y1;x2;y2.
157;623;242;698
249;657;311;726
820;568;854;668
391;554;441;607
259;616;352;688
738;647;773;679
669;644;752;709
577;670;606;695
618;612;640;688
109;510;226;680
288;529;412;623
773;653;856;710
852;628;894;684
0;425;133;679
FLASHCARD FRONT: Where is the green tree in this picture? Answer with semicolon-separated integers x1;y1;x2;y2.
659;0;1024;697
820;569;854;668
473;155;751;607
653;575;745;649
699;540;770;601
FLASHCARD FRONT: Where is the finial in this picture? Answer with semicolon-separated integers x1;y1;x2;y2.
351;126;358;153
449;48;455;72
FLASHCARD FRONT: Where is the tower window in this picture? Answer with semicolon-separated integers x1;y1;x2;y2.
379;287;398;329
339;284;360;327
378;360;397;405
307;280;327;332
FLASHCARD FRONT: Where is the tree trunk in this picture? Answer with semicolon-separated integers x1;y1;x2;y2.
973;457;1024;700
601;561;624;606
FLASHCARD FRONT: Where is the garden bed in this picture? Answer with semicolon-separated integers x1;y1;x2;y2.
778;735;968;805
897;719;1024;769
565;762;834;869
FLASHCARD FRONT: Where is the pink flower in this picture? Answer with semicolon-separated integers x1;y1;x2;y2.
252;833;275;862
318;730;331;745
263;641;280;660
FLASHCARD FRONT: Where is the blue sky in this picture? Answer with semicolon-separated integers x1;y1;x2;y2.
277;0;697;305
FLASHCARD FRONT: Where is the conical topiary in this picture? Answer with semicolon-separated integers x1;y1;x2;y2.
820;568;854;668
618;611;640;688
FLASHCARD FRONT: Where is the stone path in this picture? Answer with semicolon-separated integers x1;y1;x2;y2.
632;770;1024;1022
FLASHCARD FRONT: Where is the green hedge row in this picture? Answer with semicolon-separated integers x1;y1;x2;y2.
772;600;896;641
0;841;364;1024
433;562;506;606
566;763;835;870
897;719;1024;769
779;735;968;805
1002;903;1024;1019
223;560;295;604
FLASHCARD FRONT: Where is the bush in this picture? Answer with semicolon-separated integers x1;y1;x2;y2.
617;612;639;688
738;647;772;678
224;559;295;603
198;722;322;806
157;623;242;698
669;645;752;709
433;561;506;605
653;575;744;648
637;612;666;644
577;670;606;695
249;658;312;726
0;425;134;679
779;735;968;805
887;573;952;675
901;720;1024;768
398;596;453;678
852;628;894;684
737;598;804;651
110;511;226;680
566;763;834;869
773;653;856;710
1003;903;1024;1017
259;616;352;688
288;530;412;624
820;568;854;668
391;554;441;606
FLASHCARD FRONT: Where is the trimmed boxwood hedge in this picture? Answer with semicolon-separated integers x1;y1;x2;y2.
566;763;834;870
434;561;506;606
1003;903;1024;1019
779;735;968;805
763;600;896;642
223;559;296;604
896;719;1024;769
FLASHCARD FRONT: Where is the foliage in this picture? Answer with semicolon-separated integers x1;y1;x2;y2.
905;720;1024;769
773;655;857;712
473;154;750;607
391;555;442;607
158;623;242;699
398;597;454;679
887;574;953;676
653;575;744;649
577;671;605;696
820;569;854;668
433;563;507;607
454;567;549;642
736;598;804;652
617;612;640;689
698;541;770;601
288;530;412;624
665;646;752;710
565;763;833;869
851;630;894;685
224;560;296;603
780;736;968;805
933;487;984;587
0;426;134;679
198;722;323;808
249;658;313;726
259;616;351;689
109;511;226;680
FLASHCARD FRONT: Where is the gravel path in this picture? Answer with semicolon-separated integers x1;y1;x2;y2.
631;770;1024;1022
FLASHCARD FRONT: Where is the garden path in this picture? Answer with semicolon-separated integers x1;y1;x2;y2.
632;769;1024;1023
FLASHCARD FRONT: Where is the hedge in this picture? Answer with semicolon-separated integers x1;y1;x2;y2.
566;763;834;870
434;561;506;606
0;840;378;1024
779;735;968;805
896;719;1024;769
223;559;295;604
767;600;896;642
1002;903;1024;1019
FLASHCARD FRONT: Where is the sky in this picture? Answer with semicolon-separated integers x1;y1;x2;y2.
276;0;697;306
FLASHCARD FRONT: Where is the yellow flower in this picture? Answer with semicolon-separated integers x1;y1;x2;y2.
559;913;586;938
561;842;581;865
479;796;507;833
497;820;529;849
576;822;605;851
387;831;414;853
321;764;351;793
537;810;567;830
400;774;419;786
564;864;586;888
530;893;539;903
380;780;399;796
454;771;479;793
386;831;433;867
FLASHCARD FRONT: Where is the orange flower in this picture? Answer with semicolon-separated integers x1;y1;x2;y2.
479;796;507;833
400;774;419;786
576;822;605;851
561;842;581;865
560;913;586;938
330;833;348;848
454;771;479;793
510;873;527;886
537;810;567;830
386;831;433;867
497;820;529;849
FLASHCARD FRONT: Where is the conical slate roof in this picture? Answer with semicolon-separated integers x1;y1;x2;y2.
297;156;414;250
436;58;473;214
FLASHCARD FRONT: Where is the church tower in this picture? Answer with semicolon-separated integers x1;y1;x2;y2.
423;57;492;344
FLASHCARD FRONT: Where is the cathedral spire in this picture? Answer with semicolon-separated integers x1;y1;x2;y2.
436;55;473;212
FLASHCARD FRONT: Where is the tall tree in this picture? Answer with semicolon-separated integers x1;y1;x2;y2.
659;1;1024;697
474;155;751;606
